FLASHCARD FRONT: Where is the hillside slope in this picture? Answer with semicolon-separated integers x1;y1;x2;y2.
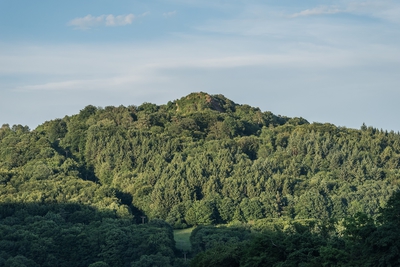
1;92;399;227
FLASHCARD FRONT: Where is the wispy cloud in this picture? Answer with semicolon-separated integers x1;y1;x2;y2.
105;14;135;26
68;14;137;30
289;1;400;23
163;11;177;18
290;6;342;18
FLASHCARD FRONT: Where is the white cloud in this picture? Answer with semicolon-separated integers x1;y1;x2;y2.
3;38;398;94
105;14;135;26
163;11;177;18
68;14;136;29
68;15;104;29
290;6;342;18
289;1;400;23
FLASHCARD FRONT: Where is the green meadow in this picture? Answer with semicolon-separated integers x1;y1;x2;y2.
173;228;194;252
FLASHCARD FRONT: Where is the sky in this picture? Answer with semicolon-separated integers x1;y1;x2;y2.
1;0;400;131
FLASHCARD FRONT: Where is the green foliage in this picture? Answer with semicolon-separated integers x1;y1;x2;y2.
190;225;251;254
190;243;242;267
88;262;110;267
185;200;218;226
0;203;177;267
131;253;173;267
2;92;400;266
189;196;400;266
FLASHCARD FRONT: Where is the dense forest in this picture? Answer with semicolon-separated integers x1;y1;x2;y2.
1;92;400;266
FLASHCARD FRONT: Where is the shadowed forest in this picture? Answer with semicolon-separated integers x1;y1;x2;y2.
1;92;400;266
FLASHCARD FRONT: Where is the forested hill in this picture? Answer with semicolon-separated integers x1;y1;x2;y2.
1;92;400;266
1;92;400;226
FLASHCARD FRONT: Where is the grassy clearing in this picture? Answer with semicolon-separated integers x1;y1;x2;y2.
173;227;194;251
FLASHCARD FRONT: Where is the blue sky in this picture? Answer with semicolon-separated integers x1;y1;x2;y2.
1;0;400;131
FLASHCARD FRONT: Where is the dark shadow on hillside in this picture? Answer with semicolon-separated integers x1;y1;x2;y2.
0;202;123;225
0;202;187;267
